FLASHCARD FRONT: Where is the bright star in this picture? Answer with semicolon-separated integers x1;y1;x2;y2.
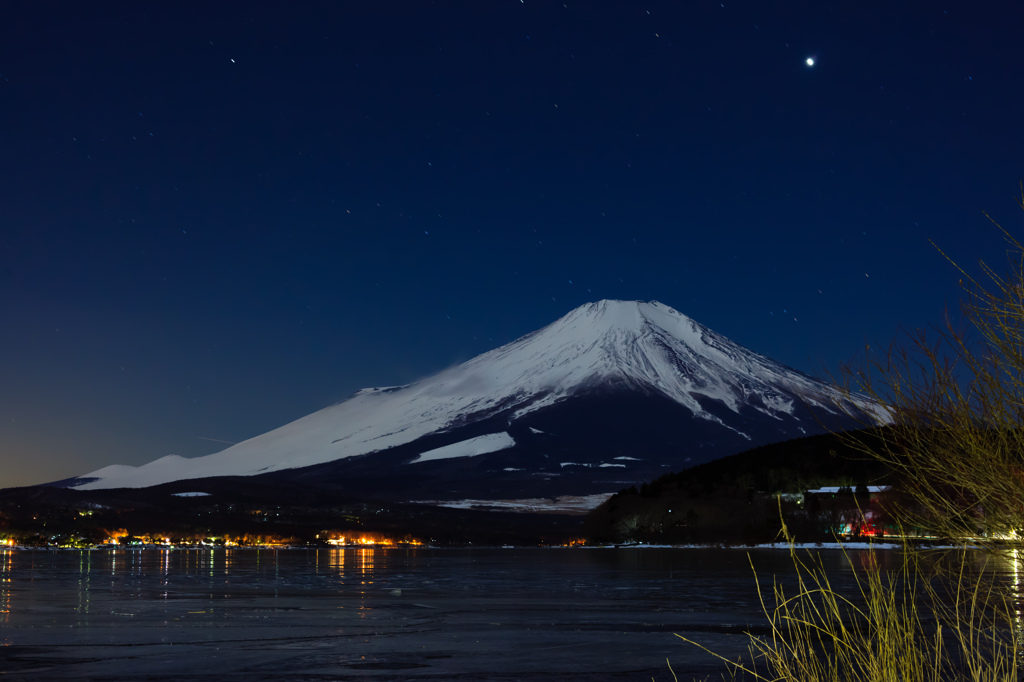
805;57;815;67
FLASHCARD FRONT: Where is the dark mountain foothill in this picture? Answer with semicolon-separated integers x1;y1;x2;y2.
582;428;897;546
1;429;900;548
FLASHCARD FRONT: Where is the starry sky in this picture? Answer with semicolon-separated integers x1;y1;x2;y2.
3;1;1023;488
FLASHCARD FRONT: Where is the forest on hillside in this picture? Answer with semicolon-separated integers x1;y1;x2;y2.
583;428;899;545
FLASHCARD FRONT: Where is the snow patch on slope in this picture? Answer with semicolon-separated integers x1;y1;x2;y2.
413;432;516;463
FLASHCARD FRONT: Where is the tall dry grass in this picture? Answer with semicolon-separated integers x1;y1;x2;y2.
673;532;1021;681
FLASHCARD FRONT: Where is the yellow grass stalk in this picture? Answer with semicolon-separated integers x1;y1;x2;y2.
675;531;1020;681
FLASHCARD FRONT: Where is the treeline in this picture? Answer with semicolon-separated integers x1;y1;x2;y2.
583;428;896;545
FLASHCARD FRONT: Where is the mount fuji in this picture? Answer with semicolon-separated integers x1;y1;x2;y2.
65;300;873;502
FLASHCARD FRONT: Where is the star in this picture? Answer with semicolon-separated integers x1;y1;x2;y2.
805;57;815;67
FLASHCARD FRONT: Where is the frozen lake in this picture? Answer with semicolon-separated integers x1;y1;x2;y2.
0;546;884;681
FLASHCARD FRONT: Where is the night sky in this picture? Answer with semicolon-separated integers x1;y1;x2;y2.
3;1;1023;488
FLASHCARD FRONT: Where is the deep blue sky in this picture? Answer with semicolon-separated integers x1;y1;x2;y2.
3;1;1022;487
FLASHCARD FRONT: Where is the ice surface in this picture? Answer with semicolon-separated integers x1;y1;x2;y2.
0;546;908;681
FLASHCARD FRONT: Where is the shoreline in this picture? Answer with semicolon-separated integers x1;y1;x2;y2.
0;540;960;552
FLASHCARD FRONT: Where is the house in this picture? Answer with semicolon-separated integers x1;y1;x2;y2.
804;485;892;538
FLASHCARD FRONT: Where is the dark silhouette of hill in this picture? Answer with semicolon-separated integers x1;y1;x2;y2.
583;428;894;545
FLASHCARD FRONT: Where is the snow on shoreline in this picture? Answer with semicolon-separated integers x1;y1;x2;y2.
413;492;614;515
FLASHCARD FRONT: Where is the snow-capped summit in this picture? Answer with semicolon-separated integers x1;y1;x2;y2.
452;299;840;424
68;300;872;498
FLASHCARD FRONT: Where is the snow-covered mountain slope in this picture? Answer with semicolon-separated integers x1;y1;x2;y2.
69;300;873;492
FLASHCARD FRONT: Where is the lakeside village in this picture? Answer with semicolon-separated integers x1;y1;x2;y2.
0;485;896;550
1;530;428;551
0;503;430;550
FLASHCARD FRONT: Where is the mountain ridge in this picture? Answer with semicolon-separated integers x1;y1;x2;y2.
64;300;873;498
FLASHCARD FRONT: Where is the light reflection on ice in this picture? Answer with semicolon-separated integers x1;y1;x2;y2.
358;547;374;580
328;547;345;574
77;550;91;615
0;549;11;625
1001;548;1024;638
